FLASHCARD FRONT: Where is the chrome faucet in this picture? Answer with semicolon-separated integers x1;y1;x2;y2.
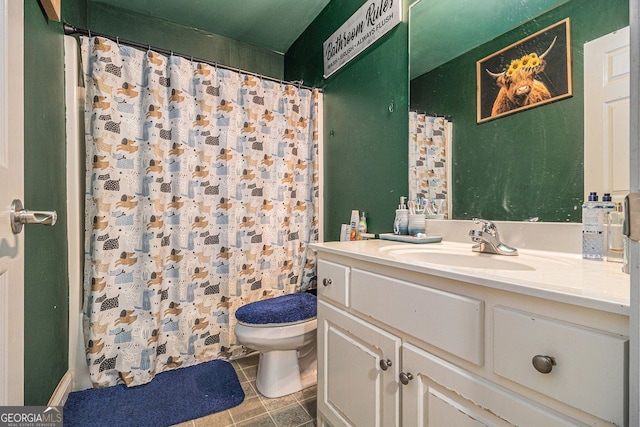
469;218;518;256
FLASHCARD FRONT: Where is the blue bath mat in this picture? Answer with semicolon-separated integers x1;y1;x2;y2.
63;360;244;426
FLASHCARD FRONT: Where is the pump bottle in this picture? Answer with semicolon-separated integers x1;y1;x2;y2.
357;212;367;240
394;197;409;235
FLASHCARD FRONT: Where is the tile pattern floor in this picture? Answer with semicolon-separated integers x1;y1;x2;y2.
174;353;317;427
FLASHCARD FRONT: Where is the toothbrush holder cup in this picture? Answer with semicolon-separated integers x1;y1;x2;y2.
408;214;426;236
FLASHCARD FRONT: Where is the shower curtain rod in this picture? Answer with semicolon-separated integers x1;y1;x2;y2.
410;110;453;121
63;23;320;92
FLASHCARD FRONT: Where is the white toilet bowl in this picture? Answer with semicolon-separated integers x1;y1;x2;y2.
234;293;318;398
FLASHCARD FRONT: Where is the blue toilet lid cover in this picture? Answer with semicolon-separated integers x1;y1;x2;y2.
235;293;317;325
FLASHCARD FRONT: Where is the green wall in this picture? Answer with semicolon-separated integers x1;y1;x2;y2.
85;3;284;80
410;0;628;222
23;0;71;405
285;0;410;241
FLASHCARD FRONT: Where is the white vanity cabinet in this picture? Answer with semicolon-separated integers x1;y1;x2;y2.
314;245;629;427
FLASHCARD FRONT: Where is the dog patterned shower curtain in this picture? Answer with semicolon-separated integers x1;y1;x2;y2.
409;112;451;219
81;36;319;387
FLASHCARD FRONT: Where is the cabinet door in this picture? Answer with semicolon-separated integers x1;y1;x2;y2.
402;343;580;427
318;300;401;427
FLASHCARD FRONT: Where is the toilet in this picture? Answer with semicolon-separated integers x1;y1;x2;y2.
234;292;317;398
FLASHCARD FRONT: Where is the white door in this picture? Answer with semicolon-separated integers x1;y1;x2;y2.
630;0;640;423
584;26;630;202
0;1;24;405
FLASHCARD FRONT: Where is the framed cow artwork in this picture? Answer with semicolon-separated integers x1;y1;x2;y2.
476;18;572;123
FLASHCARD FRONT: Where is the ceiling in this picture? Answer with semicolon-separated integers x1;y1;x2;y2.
409;0;571;79
88;0;571;78
89;0;331;55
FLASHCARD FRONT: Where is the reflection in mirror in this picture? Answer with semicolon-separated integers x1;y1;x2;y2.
409;0;629;222
409;112;452;219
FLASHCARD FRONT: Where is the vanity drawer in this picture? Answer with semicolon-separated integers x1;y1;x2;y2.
493;306;627;426
317;259;350;306
350;269;484;365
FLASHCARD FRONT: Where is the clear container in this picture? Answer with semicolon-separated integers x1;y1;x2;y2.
582;192;604;260
607;202;624;262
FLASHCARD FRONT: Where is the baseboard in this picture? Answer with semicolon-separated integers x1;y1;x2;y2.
48;370;73;407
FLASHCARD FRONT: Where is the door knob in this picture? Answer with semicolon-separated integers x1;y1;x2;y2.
379;359;392;371
10;199;57;234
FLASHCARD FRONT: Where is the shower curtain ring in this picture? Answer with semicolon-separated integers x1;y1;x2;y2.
88;29;92;39
116;37;120;48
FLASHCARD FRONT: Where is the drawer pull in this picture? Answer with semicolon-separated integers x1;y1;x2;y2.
379;359;392;371
399;372;414;385
532;355;556;374
322;278;332;286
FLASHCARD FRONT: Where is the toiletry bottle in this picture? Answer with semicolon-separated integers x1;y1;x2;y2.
394;197;409;235
602;193;615;255
607;202;624;262
582;192;604;260
340;224;350;242
357;212;367;240
349;210;359;241
602;193;614;210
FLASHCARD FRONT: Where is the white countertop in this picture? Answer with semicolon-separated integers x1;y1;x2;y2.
311;239;630;315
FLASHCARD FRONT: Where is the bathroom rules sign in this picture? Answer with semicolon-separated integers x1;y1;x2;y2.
323;0;401;78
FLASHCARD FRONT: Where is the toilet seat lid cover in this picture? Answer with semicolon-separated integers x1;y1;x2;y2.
235;293;317;325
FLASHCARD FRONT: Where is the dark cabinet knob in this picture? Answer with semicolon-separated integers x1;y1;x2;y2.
399;372;414;385
532;355;556;374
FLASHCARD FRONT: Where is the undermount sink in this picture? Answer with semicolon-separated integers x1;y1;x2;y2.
385;248;535;271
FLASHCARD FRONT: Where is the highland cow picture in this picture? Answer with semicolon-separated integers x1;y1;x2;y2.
477;18;572;123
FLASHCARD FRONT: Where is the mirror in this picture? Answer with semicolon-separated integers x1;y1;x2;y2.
409;0;629;222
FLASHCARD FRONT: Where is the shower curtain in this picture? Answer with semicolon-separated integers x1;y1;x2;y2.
409;112;451;219
81;36;320;387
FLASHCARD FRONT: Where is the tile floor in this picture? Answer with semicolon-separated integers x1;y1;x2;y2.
174;353;317;427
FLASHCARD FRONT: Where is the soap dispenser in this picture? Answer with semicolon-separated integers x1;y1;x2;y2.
357;212;368;240
394;197;409;235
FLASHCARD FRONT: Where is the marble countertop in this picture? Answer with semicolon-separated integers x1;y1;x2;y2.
311;239;630;315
